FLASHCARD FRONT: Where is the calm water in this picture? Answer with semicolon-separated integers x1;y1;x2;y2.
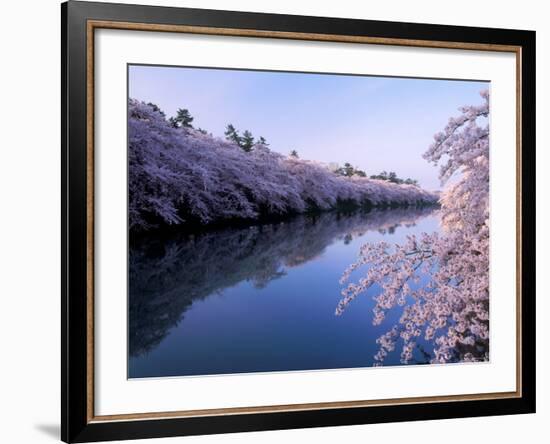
129;208;440;378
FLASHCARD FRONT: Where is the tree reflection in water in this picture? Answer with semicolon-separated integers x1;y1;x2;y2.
129;207;437;358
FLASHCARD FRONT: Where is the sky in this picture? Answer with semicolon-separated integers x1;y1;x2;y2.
129;64;488;191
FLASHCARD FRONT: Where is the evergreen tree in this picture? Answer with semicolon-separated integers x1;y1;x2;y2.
173;108;194;128
343;162;355;177
224;124;241;145
258;136;269;146
371;171;388;181
370;170;418;185
240;130;255;152
146;102;165;117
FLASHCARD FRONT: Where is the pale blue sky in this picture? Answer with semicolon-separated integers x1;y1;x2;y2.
129;64;488;190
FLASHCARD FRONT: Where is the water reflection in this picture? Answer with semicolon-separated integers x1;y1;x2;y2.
129;207;437;359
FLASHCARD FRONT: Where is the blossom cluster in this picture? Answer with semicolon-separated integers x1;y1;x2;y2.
128;99;439;230
337;91;490;365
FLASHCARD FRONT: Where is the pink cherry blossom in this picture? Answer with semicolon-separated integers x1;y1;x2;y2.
128;99;439;231
337;91;490;365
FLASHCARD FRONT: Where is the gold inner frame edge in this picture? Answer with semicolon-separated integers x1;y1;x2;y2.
85;19;523;423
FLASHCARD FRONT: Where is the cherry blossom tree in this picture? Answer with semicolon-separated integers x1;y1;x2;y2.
337;91;490;365
128;99;439;231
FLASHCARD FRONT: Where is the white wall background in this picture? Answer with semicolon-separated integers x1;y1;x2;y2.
0;1;546;443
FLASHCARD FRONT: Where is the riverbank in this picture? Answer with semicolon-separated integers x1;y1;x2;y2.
129;99;440;232
129;201;440;243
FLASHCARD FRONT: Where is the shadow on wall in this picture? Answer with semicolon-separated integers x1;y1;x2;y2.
34;424;59;440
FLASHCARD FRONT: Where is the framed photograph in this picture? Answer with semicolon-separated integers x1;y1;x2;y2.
61;1;535;442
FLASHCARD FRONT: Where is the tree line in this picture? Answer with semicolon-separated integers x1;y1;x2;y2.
128;100;438;231
333;163;418;185
154;103;419;186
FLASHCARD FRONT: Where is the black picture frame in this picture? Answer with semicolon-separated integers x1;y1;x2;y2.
62;1;536;442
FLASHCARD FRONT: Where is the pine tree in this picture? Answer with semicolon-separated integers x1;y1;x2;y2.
146;102;165;117
173;108;194;128
240;130;255;152
224;124;241;145
343;162;355;177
